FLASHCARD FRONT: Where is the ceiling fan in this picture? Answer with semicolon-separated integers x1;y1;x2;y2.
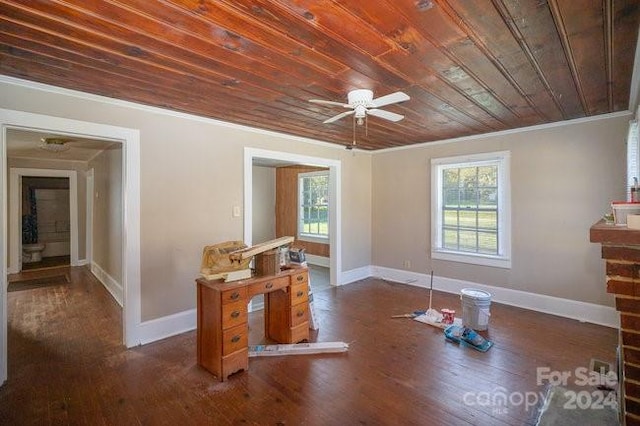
309;89;410;125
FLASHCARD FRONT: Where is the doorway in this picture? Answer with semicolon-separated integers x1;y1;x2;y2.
0;108;141;385
9;169;78;274
244;148;342;290
20;176;71;271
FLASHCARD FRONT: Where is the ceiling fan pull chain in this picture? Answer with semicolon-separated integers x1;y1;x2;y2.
352;114;357;147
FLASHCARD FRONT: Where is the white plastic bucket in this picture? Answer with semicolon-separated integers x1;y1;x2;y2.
460;288;492;331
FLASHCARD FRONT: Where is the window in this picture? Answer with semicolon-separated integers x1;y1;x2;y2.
298;171;329;242
431;151;511;268
627;118;639;197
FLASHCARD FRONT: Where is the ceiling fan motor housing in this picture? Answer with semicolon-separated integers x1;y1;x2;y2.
347;89;374;107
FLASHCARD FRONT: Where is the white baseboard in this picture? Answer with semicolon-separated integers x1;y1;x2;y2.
305;254;330;268
340;265;373;286
77;258;89;266
137;309;196;345
91;261;123;306
372;266;619;329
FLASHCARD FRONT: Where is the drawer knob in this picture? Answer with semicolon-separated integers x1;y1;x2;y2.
296;310;304;317
297;275;304;282
265;282;273;289
296;291;304;297
230;292;240;301
231;335;241;343
231;310;240;319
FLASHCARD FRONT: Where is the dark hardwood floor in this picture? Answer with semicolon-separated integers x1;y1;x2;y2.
0;266;617;425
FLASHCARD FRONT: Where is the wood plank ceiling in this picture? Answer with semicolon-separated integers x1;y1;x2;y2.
1;0;639;150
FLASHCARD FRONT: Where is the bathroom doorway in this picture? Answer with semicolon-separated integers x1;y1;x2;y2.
8;168;79;275
20;176;71;271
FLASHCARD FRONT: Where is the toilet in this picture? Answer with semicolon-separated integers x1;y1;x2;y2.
23;243;46;263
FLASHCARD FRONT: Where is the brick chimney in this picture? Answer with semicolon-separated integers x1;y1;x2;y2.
591;221;640;425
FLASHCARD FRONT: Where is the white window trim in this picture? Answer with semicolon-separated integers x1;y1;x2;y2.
430;151;511;269
627;119;639;196
298;170;329;244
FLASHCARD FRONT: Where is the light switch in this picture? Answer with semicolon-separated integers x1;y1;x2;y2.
232;205;241;217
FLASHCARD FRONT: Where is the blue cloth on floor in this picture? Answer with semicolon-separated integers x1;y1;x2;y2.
444;325;493;352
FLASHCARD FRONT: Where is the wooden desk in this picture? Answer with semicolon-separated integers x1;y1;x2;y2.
196;268;310;381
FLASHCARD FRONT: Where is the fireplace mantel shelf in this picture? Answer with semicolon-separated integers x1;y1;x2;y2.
590;220;640;245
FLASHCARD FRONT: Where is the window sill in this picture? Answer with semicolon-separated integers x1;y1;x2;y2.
298;235;329;245
431;249;511;269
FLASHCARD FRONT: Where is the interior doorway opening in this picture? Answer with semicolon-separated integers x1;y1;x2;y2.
0;108;141;385
20;176;71;271
9;168;79;275
243;147;342;310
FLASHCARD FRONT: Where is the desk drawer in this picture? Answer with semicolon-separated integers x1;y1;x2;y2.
291;271;308;285
222;324;247;356
221;287;247;305
221;299;247;329
290;282;309;305
290;322;309;343
290;303;309;327
249;276;289;296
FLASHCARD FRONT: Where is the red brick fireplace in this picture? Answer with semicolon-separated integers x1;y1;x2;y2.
591;221;640;425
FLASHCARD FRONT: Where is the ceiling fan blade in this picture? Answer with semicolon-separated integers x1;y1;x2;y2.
309;99;351;108
367;109;405;122
323;110;354;123
370;92;410;108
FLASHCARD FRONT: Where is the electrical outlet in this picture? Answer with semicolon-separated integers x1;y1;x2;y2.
403;260;411;269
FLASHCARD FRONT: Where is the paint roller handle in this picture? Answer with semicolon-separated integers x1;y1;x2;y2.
391;310;426;318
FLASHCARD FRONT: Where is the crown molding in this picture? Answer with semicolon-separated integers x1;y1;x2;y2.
373;110;633;154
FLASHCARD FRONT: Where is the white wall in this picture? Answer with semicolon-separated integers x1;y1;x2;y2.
89;147;123;285
251;165;276;244
372;114;630;306
36;188;70;257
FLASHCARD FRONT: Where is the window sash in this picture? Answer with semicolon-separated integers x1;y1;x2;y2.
431;151;511;268
440;163;499;255
298;171;329;240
